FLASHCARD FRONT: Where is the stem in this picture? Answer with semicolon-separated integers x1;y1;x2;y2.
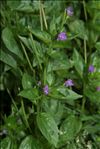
83;39;87;113
39;0;43;31
7;88;19;112
81;97;86;113
84;39;87;64
41;3;48;30
7;88;31;130
83;0;87;21
81;0;88;114
21;99;33;134
20;42;34;73
29;33;42;70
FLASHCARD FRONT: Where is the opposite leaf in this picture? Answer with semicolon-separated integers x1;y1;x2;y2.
19;135;43;149
37;112;59;147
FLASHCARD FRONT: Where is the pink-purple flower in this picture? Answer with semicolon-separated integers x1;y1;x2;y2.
66;6;74;16
96;86;100;91
88;65;95;73
43;85;49;95
64;79;74;87
57;32;67;41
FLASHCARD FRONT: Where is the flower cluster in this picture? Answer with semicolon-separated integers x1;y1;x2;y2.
43;85;49;95
64;79;74;87
88;65;99;91
88;65;95;73
66;6;74;16
57;32;67;41
96;86;100;91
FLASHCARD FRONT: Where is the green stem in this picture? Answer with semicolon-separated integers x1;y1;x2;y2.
41;4;48;30
82;40;87;113
84;39;87;64
21;99;33;134
29;33;42;70
81;0;88;114
20;42;34;73
83;0;87;21
39;0;43;31
81;97;86;113
7;88;19;112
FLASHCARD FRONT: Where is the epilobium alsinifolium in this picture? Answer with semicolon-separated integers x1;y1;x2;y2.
57;32;67;41
64;79;74;87
88;65;95;73
66;6;74;16
43;85;49;95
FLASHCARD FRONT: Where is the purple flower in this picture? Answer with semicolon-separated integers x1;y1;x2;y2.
66;6;74;16
43;85;49;95
57;32;67;41
88;65;95;73
96;86;100;91
64;79;74;87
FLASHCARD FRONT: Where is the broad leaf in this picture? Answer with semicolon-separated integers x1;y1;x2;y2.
42;100;64;125
57;87;82;100
22;73;33;89
52;40;72;49
59;115;82;147
16;3;34;13
68;20;88;40
18;36;32;52
47;51;71;72
0;50;17;68
73;49;84;78
85;88;100;102
29;28;51;44
95;42;100;51
18;88;39;102
0;137;12;149
37;112;59;147
0;137;17;149
19;135;43;149
51;86;82;102
2;27;24;60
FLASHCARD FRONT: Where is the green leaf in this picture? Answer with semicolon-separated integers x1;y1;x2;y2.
85;88;100;103
2;27;24;60
16;3;34;13
7;0;20;9
0;50;17;68
46;73;55;86
68;20;88;40
47;51;71;72
0;137;12;149
59;115;82;146
42;100;64;125
37;112;59;147
50;86;82;102
73;49;84;78
84;124;100;134
57;87;82;100
0;136;18;149
95;42;100;51
22;73;33;89
18;88;39;102
29;28;51;44
52;40;71;49
18;36;32;52
49;17;57;35
19;135;43;149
